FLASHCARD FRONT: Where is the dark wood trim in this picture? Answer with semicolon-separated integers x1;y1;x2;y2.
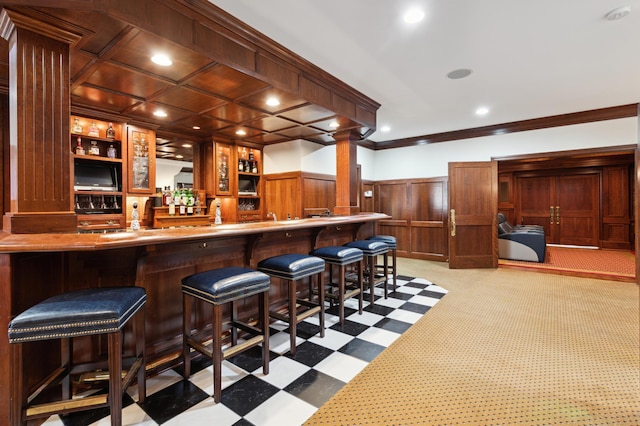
367;104;638;150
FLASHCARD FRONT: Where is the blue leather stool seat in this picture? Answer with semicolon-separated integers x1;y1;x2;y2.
8;287;146;426
258;254;325;355
182;266;270;305
345;240;389;304
310;246;364;326
9;287;146;342
182;267;270;403
367;235;398;292
257;253;325;280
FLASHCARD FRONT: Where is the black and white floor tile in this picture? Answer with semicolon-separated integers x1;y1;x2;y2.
43;276;447;426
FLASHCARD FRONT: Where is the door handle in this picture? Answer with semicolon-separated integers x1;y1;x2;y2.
555;206;560;225
450;209;456;237
550;206;554;224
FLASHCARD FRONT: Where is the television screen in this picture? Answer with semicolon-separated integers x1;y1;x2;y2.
238;177;257;195
74;161;119;191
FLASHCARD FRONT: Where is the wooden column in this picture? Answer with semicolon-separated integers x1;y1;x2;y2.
334;130;360;216
0;9;80;233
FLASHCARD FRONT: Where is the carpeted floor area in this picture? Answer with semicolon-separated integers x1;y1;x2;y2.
499;246;636;282
306;258;640;425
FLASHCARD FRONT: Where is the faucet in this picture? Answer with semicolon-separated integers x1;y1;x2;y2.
325;209;331;217
268;212;277;221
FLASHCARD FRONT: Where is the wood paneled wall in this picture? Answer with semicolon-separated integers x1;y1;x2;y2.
264;171;336;220
374;177;449;261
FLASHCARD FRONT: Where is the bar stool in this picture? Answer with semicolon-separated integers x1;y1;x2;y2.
367;235;397;292
345;240;389;304
310;246;364;326
182;266;270;403
258;254;325;356
8;287;147;426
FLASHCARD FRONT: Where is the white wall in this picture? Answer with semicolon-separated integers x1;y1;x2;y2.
156;158;193;190
263;117;638;181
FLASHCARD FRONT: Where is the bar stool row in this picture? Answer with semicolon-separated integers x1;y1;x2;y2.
7;236;396;425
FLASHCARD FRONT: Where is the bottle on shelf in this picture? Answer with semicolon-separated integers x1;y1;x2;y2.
88;121;100;137
249;149;254;161
131;202;140;231
252;161;258;174
186;188;194;215
72;117;83;134
74;137;85;155
107;144;117;159
195;193;201;215
89;140;100;156
244;160;250;172
106;122;116;139
168;193;176;216
238;158;244;171
179;188;186;216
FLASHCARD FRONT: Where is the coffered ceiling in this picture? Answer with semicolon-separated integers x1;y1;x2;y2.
0;1;378;163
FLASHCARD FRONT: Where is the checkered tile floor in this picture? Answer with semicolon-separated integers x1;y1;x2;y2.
43;275;447;426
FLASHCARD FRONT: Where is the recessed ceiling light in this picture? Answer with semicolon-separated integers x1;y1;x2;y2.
403;8;425;23
236;129;247;136
176;154;183;159
447;68;473;79
605;6;631;21
381;125;391;132
475;106;490;116
266;97;280;107
182;143;192;148
151;54;172;66
153;110;167;118
329;121;339;129
192;126;201;130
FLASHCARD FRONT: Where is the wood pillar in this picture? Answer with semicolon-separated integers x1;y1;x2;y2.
334;130;360;216
0;9;80;233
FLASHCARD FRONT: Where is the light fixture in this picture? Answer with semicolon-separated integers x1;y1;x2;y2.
235;129;247;136
153;110;167;118
447;68;473;80
605;6;631;21
381;125;391;132
266;97;280;107
182;143;192;148
176;154;183;159
403;8;425;23
329;121;339;129
475;106;490;116
192;126;201;130
151;54;173;66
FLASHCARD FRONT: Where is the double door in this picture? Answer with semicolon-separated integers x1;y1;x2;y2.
517;172;599;246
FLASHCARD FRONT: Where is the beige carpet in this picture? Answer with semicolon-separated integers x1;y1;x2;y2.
306;258;640;425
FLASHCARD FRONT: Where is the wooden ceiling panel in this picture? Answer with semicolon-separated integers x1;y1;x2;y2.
238;87;308;114
275;126;326;139
172;115;233;134
127;101;193;123
245;115;298;133
109;31;214;82
153;86;226;114
246;132;290;145
71;85;139;112
185;64;270;101
278;104;335;125
208;103;267;124
83;62;172;99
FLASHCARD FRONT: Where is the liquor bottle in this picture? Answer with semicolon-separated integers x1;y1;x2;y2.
186;189;194;215
106;122;116;139
168;193;176;216
89;140;100;156
107;144;117;158
74;137;85;155
88;121;100;137
72;117;83;134
179;188;186;216
131;202;140;231
244;160;250;172
238;158;244;171
252;161;258;174
195;193;201;215
249;149;254;161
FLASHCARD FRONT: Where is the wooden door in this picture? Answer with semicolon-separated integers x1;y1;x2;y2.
517;173;599;246
448;161;498;269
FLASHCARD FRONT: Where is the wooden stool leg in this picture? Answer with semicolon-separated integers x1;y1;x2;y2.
317;271;325;337
383;251;389;299
260;291;269;375
289;279;297;356
10;343;23;426
391;249;397;292
108;331;123;426
357;259;364;314
212;303;223;403
368;256;375;304
135;305;146;404
61;338;71;400
183;295;192;379
338;265;345;325
231;300;238;346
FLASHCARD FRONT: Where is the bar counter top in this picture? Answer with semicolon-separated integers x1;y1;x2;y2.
0;212;389;252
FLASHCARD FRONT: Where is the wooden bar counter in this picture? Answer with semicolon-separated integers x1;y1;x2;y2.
0;213;387;420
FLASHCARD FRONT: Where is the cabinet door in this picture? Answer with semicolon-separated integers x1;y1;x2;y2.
127;126;156;194
215;143;232;195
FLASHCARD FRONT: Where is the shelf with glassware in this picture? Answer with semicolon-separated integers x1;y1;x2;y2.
236;145;263;223
70;116;126;231
127;125;156;194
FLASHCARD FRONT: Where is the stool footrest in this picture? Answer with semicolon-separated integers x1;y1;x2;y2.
26;393;108;419
224;335;265;359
